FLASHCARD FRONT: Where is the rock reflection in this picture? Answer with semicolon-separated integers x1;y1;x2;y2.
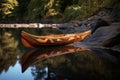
21;46;120;80
21;46;88;72
0;32;19;73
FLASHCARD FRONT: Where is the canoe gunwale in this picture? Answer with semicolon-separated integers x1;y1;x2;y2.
21;30;92;48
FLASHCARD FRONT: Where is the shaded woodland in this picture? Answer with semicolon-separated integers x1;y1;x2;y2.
0;0;119;23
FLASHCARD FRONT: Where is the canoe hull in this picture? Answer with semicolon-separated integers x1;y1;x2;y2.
21;30;91;48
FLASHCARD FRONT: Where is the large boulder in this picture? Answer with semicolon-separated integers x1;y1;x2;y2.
88;18;110;33
84;23;120;47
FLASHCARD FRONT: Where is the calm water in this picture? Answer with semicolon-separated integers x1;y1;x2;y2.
0;28;120;80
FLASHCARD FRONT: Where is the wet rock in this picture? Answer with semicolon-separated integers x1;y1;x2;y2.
102;33;120;47
111;9;120;22
101;32;120;52
112;44;120;52
88;18;110;33
84;22;120;46
58;26;76;33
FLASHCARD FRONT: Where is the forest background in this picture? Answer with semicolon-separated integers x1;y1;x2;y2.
0;0;119;23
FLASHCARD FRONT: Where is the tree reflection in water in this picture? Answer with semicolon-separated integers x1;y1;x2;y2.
21;46;88;72
31;66;48;80
21;46;120;80
21;46;89;80
0;31;19;73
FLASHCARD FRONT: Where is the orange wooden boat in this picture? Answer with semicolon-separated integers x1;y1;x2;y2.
21;30;91;48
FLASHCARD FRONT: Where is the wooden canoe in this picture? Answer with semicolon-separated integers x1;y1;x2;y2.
21;30;91;48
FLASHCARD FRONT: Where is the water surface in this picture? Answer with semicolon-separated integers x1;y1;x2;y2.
0;28;120;80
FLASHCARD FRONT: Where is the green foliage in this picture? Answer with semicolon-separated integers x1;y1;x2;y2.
105;0;120;9
64;0;105;21
1;32;18;50
25;0;62;22
0;0;119;22
16;0;31;21
0;31;19;73
64;5;82;20
0;0;18;19
25;0;107;22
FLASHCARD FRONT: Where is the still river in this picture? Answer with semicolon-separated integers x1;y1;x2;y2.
0;28;120;80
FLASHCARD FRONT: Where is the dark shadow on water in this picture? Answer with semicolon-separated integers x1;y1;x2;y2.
21;46;120;80
21;45;89;72
91;48;120;63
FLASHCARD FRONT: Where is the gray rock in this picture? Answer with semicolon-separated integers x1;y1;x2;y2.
88;18;110;33
84;22;120;46
112;44;120;52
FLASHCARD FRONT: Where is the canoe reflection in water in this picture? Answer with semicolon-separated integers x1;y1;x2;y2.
21;45;88;72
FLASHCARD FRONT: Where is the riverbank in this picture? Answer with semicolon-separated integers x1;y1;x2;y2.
0;9;120;52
